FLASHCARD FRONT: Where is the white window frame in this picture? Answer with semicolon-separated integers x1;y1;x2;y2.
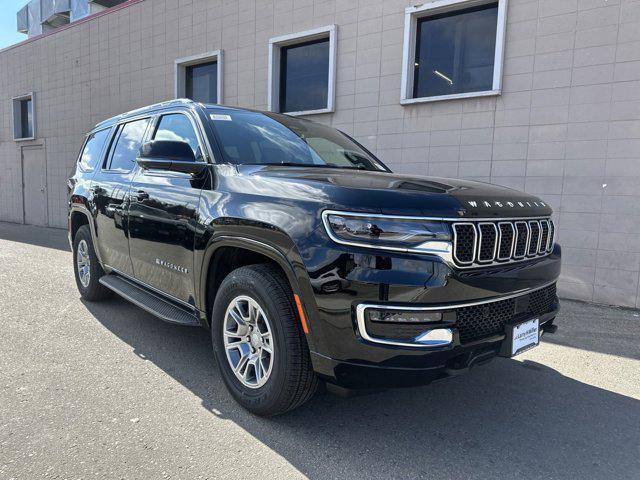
174;50;224;104
268;25;337;116
12;92;36;141
400;0;508;105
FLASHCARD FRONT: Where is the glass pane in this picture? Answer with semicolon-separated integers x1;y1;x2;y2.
20;99;33;138
280;38;329;113
153;114;200;157
207;109;387;171
413;3;498;98
108;118;150;172
186;62;218;104
79;128;111;171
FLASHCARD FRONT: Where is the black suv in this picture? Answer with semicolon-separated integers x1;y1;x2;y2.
68;99;561;416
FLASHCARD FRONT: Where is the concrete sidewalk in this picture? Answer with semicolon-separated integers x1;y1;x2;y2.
0;222;639;479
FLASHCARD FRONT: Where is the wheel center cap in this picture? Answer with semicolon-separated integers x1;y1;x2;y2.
250;332;262;348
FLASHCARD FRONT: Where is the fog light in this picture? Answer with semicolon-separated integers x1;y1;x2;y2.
366;309;443;323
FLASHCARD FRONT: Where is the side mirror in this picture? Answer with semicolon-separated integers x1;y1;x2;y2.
137;140;207;174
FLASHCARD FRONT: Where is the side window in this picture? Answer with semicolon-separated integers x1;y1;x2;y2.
153;114;200;158
78;128;111;172
106;118;150;172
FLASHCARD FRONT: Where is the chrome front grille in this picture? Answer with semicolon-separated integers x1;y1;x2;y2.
452;218;554;268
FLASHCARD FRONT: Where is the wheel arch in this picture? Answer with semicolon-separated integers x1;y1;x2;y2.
199;235;316;348
68;204;103;264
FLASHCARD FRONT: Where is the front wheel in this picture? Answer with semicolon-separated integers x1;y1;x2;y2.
211;264;318;416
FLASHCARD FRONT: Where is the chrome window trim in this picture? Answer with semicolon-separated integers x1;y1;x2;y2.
477;222;498;263
527;220;541;257
355;280;557;348
497;221;515;261
452;223;477;265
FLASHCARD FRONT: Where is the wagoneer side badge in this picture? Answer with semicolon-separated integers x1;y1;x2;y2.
155;258;189;274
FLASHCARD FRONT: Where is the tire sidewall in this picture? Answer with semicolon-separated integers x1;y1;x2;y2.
211;270;291;412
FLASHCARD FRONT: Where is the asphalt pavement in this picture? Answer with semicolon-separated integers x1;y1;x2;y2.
1;221;639;479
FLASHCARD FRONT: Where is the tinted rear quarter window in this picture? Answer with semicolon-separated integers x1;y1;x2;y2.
78;128;111;172
106;118;150;172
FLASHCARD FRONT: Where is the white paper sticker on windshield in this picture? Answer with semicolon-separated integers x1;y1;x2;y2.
210;114;232;121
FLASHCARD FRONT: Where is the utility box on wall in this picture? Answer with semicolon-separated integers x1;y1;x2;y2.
17;0;127;38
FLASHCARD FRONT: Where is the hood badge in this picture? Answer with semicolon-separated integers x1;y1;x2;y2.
466;200;546;208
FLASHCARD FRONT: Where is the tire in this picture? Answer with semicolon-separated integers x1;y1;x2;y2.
73;225;111;302
211;264;318;416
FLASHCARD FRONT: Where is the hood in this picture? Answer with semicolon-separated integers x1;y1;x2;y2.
228;165;552;218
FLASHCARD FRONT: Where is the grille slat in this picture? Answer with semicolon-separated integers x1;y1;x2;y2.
497;222;515;261
453;224;476;265
477;223;498;263
528;221;541;256
456;284;557;343
452;217;554;268
539;220;550;254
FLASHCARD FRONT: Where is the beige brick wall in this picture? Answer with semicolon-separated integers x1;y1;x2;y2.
1;0;640;308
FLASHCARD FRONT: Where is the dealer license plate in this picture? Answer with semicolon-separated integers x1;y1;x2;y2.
511;318;539;356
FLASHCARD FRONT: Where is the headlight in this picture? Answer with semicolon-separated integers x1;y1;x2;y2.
322;211;452;253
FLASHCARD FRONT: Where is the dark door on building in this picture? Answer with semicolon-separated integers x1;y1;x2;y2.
91;117;151;276
21;146;48;226
127;112;205;306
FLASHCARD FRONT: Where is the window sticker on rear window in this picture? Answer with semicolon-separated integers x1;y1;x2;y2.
210;114;232;121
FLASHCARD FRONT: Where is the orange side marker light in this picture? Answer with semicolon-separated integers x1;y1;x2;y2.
293;294;310;334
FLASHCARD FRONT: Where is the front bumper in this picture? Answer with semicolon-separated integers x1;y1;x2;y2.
302;242;561;388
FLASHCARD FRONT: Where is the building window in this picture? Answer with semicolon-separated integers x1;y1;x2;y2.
401;0;507;104
268;25;337;115
12;93;35;140
175;51;223;104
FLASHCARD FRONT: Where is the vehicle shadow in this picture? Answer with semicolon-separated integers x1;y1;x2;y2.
543;300;640;360
83;298;640;480
0;222;70;252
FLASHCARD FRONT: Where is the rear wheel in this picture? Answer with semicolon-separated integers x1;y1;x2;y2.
73;225;111;301
211;264;318;416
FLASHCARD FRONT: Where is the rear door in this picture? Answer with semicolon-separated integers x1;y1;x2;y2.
127;110;207;305
91;117;151;276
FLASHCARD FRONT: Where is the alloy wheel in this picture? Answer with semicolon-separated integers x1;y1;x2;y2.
223;295;274;389
76;239;91;288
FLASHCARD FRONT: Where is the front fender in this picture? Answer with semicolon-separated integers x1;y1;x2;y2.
195;224;320;352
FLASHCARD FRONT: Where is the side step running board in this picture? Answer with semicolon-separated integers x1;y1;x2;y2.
99;274;201;327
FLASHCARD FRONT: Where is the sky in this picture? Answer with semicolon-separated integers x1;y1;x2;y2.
0;1;30;49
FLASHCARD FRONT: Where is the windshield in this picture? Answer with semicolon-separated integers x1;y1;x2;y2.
206;109;389;171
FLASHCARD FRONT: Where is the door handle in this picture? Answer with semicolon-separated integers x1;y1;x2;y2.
135;190;149;201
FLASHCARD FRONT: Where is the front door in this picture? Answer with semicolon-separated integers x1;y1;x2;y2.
21;146;47;226
128;112;206;306
91;117;151;276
